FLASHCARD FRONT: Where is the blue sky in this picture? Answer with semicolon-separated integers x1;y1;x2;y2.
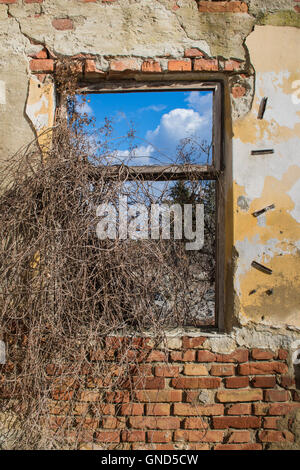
76;90;213;166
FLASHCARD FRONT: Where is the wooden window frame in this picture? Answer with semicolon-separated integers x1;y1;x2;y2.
74;80;225;331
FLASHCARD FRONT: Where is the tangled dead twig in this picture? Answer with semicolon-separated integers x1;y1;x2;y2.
0;74;215;449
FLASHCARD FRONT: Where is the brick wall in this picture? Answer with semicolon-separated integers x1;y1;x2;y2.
41;336;300;450
28;48;248;105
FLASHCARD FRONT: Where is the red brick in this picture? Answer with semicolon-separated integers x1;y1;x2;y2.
210;364;235;376
259;430;294;443
251;349;276;360
94;404;115;416
129;336;154;348
197;350;216;362
224;59;243;71
194;58;218;71
94;431;120;443
175;430;224;443
120;404;144;415
25;0;43;3
141;60;161;73
86;376;103;388
251;376;276;388
129;364;153;376
122;376;164;390
78;390;100;402
264;390;289;402
134;390;182;402
46;364;62;376
29;59;54;73
278;349;289;360
171;377;221;389
184;48;205;58
216;389;263;403
0;0;17;3
154;366;179;377
214;443;262;450
30;48;48;59
146;404;170;416
110;58;140;72
129;417;180;430
225;377;249;388
170;350;196;361
65;429;94;443
168;59;191;72
145;350;168;362
263;417;280;429
47;400;70;415
268;403;300;415
71;403;89;415
253;403;270;416
173;403;224;416
198;1;248;13
89;348;114;360
226;403;251;415
102;417;125;430
213;416;261;429
47;416;69;431
105;390;130;403
187;444;210;450
183;417;208;429
216;349;249;363
147;431;172;443
182;337;206;348
132;443;176;450
51;388;74;401
52;18;74;31
231;85;246;98
185;391;202;403
121;430;145;442
105;337;123;349
84;59;105;76
228;430;251;443
75;416;99;430
281;375;295;388
184;364;208;376
238;362;288;375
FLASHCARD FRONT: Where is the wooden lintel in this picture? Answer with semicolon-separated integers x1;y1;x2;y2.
88;164;219;181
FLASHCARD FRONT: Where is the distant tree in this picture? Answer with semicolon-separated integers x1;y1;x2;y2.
167;137;216;280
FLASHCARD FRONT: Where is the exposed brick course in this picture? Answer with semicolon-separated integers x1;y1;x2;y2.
1;338;299;449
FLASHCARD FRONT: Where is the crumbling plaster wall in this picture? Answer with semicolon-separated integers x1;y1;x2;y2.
0;0;299;338
234;25;300;330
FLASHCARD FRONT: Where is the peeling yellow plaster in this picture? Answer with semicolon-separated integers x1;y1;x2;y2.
246;26;300;74
232;26;300;328
25;77;55;151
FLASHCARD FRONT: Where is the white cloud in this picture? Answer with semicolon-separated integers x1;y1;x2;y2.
112;144;153;165
76;100;93;115
147;108;204;140
145;108;211;161
139;104;167;113
185;91;212;116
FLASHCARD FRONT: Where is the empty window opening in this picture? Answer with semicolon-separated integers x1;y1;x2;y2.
70;85;223;328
